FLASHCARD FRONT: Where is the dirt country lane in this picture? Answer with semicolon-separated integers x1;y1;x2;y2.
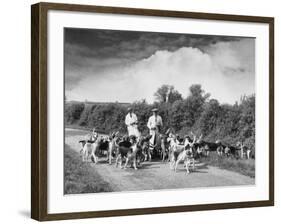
65;128;254;192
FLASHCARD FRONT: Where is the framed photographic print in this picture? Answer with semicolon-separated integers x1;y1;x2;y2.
31;2;274;221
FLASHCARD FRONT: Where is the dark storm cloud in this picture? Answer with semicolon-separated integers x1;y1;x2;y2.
64;28;246;90
64;28;241;61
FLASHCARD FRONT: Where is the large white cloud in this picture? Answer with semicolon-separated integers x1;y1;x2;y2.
66;39;254;104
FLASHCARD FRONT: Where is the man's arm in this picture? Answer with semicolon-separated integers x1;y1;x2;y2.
147;116;151;129
125;114;130;126
132;113;138;125
159;116;163;126
191;131;196;144
197;134;203;143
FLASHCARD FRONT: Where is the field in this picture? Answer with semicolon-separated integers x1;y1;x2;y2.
64;128;255;194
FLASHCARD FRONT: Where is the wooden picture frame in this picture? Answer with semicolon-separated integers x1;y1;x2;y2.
31;2;274;221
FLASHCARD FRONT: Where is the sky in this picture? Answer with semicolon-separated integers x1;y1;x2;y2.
64;28;255;104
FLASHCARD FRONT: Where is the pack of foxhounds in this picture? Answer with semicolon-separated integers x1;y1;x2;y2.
79;131;253;175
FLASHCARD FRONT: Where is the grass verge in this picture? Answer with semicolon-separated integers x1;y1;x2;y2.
65;124;109;134
199;152;255;178
64;145;113;194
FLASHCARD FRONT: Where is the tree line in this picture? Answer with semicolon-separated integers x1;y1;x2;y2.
65;84;255;151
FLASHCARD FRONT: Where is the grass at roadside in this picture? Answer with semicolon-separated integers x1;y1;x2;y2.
65;124;109;134
199;152;255;178
64;145;113;194
65;127;88;138
65;124;92;131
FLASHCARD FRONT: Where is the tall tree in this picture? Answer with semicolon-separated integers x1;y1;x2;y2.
181;84;210;128
154;85;182;103
197;99;220;137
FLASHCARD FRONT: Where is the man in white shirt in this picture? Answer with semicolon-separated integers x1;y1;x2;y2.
125;107;140;137
147;108;163;152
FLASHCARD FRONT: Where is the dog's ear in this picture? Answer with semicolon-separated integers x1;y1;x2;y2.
90;155;95;163
165;128;170;135
147;134;152;140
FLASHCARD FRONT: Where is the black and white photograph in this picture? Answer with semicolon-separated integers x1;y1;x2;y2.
64;28;256;195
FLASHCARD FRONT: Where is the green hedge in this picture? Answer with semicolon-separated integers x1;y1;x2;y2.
65;85;255;150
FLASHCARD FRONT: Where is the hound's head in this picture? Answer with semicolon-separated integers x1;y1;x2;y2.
110;131;119;140
236;141;243;147
129;135;137;144
204;143;210;150
185;135;192;142
122;135;130;142
96;136;103;143
216;140;222;145
185;147;194;157
140;134;152;142
114;136;122;144
138;135;151;149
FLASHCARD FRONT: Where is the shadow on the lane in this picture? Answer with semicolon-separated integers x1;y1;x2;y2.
174;168;209;174
196;163;209;170
172;161;210;174
140;164;161;169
